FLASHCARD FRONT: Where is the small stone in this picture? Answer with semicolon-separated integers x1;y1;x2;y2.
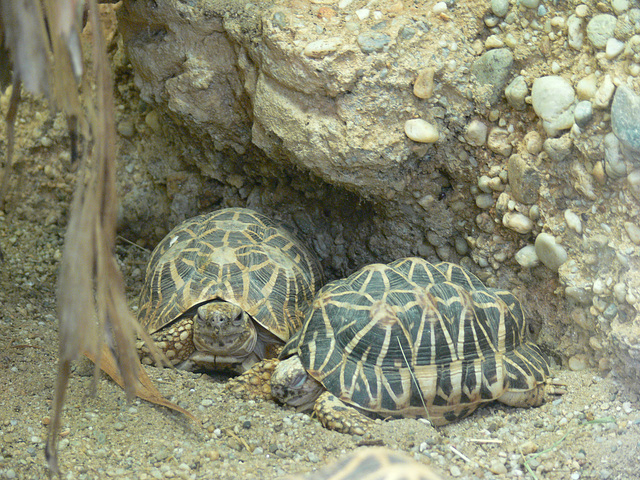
592;161;607;185
612;0;630;14
624;222;640;245
524;131;543;154
465;119;488;146
613;283;627;303
567;15;585;50
520;0;539;9
521;441;538;455
531;76;575;122
575;4;589;17
432;2;447;14
450;465;462;477
117;119;135;138
515;245;539;267
628;170;640;201
470;48;514;106
490;459;508;475
505;75;528;110
491;0;509;17
508;154;540;204
355;8;369;20
564;209;583;234
478;175;493;193
535;232;568;271
569;354;588;371
304;38;342;58
543;135;572;162
605;38;625;59
357;32;391;54
576;74;598;100
476;194;494;209
604;132;627;179
612;86;640;163
414;68;435;99
503;211;533;233
574;101;593;128
487;128;512;156
404;119;439;143
145;110;162;133
586;14;617;49
593;74;615;109
485;35;504;49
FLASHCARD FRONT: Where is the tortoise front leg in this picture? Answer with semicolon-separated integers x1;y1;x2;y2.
314;391;373;436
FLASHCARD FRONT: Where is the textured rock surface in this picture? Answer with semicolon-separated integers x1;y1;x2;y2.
116;0;640;390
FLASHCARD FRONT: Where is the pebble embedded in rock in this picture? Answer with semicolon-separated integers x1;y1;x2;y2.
543;135;572;162
573;101;593;128
586;14;617;49
505;75;528;110
576;74;597;100
593;74;615;109
465;119;488;146
508;154;540;204
357;32;391;54
611;85;640;163
515;245;539;267
569;354;588;371
491;0;509;17
604;132;627;178
476;194;494;209
567;15;585;50
605;38;625;59
304;38;342;58
470;48;514;106
404;119;439;143
524;131;543;155
487;127;512;156
117;119;135;138
564;209;583;234
413;68;435;99
531;76;575;123
535;232;568;271
503;211;533;233
623;221;640;245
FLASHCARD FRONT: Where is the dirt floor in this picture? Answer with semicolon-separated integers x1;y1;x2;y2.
0;12;640;479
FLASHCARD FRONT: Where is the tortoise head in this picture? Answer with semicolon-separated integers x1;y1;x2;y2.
192;301;258;357
270;355;324;411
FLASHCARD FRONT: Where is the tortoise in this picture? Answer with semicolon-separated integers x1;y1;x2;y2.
267;257;552;434
137;207;322;373
281;447;444;480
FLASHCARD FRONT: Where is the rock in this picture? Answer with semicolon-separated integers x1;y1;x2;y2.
357;32;391;54
505;75;528;110
470;48;514;106
535;233;568;271
508;154;540;204
404;119;439;143
612;85;640;163
531;76;575;121
413;68;435;99
476;194;494;209
304;38;342;58
465;119;488;146
515;245;539;267
567;15;585;50
624;222;640;245
604;132;627;178
569;354;588;371
520;0;539;9
586;14;617;49
593;74;615;109
564;209;583;234
576;74;597;100
573;101;593;128
487;128;512;156
605;38;625;59
524;131;543;154
491;0;509;17
628;169;640;200
531;76;575;136
612;0;630;14
502;211;533;233
543;135;572;162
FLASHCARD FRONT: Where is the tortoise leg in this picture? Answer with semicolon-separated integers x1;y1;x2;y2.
498;383;547;408
313;391;373;436
137;322;196;368
225;358;280;401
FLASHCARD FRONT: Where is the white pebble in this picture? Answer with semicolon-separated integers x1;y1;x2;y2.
404;119;439;143
465;119;488;146
515;245;539;268
605;38;625;59
564;209;583;234
433;2;448;14
535;233;568;271
531;76;575;122
355;8;369;20
303;38;341;58
503;211;533;233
